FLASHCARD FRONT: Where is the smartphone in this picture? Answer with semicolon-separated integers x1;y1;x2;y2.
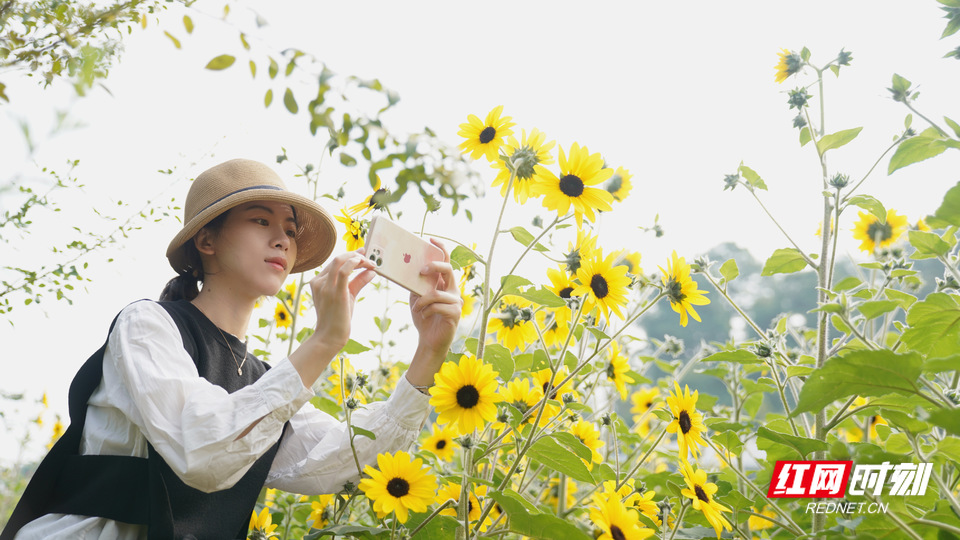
365;216;445;296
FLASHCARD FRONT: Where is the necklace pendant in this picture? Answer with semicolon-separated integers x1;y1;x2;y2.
238;367;243;376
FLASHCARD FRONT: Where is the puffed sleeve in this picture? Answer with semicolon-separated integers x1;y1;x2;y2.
101;301;314;493
265;375;431;495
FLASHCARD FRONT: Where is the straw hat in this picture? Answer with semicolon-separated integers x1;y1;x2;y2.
166;159;336;274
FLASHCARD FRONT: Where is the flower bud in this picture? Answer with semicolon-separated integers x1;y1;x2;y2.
793;114;807;129
723;173;740;192
788;87;812;110
828;173;850;189
837;48;853;66
346;398;358;410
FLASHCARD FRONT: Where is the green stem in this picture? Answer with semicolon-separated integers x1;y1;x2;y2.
616;427;667;491
913;519;960;536
475;169;515;362
937;254;960;285
407;499;455;539
491;215;564;301
667;502;689;540
459;437;474;540
747;188;818;271
904;101;950;138
823;396;861;432
865;494;924;540
842;136;905;201
420;232;487;266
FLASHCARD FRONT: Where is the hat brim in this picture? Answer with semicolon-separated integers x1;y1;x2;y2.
166;188;336;275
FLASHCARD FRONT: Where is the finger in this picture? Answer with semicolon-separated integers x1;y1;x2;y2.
419;302;463;322
429;238;450;263
335;255;370;289
348;268;377;297
412;289;461;314
421;261;457;294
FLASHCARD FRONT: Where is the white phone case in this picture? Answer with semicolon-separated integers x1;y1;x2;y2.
365;216;445;296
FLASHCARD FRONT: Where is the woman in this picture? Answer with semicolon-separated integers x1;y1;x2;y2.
3;159;462;539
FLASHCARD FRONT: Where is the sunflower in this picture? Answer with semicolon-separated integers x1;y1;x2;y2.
372;362;400;393
308;494;336;530
666;381;708;462
358;450;437;524
589;492;655;540
570;419;604;469
602;479;660;526
274;302;292;329
282;281;309;315
491;128;555;203
604;341;635;400
659;251;710;327
851;209;909;253
47;416;64;450
612;249;642;276
846;396;888;442
421;423;459;462
774;48;804;83
486;295;538;351
458;105;516;162
535;308;576;349
459;281;476;318
348;175;390;216
573;248;632;323
916;218;931;232
491;378;542;442
748;506;777;532
544;476;578;511
562;228;599;275
328;357;367;406
533;143;615;228
680;461;733;539
605;166;633;202
335;209;366;251
437;482;493;532
531;366;576;403
630;386;662;436
429;354;503;435
248;507;278;539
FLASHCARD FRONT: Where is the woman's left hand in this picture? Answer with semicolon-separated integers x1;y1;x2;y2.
409;239;462;358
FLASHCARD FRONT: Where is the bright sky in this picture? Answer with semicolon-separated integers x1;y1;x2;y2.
2;1;958;463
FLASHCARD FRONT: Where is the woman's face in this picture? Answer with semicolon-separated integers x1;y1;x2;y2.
201;200;298;298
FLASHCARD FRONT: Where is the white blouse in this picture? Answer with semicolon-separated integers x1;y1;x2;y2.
15;301;432;540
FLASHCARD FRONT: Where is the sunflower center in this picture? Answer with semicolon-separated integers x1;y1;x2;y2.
665;278;686;303
541;382;558;400
606;174;623;196
606;362;618;380
369;188;390;210
590;274;609;299
386;477;410;498
479;126;496;144
678;410;692;434
456;385;481;408
558;286;574;298
867;221;893;243
610;525;627;540
500;303;522;328
645;401;653;409
694;484;710;503
436;440;447;450
564;249;582;274
559;174;585;197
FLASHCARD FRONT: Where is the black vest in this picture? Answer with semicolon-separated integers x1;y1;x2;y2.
1;299;287;540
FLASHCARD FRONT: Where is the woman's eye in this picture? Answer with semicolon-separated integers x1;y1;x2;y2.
255;218;269;226
286;230;296;238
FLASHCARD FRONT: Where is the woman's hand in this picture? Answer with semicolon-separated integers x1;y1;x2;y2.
408;239;462;366
308;249;377;352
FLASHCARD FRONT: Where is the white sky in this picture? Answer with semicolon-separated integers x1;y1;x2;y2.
2;1;958;462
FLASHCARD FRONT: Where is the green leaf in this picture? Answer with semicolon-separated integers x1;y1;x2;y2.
339;153;357;167
757;426;830;459
283;88;298;114
923;354;960;374
483;343;513;381
793;350;924;415
884;289;917;310
719;258;739;283
945;117;960;139
930;181;960;228
526;434;595;483
264;89;273;108
816;127;863;154
309;396;341;417
834;276;862;292
550;432;593;463
204;54;235;70
738;163;768;190
499;274;533;296
799;127;812;147
786;366;815;379
857;300;899;320
846;194;887;222
183;15;194;34
713;430;744;455
449;245;478;272
406;513;460;539
909;230;952;257
351;425;376;440
268;57;279;79
488;491;593;540
888;127;950;174
700;349;761;364
248;60;256;78
305;524;390;539
509;226;548;253
928;408;960;436
342;339;371;354
520;286;566;308
901;293;960;356
761;248;808;276
163;31;180;49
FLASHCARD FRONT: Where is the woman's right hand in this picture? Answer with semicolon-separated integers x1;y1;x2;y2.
307;249;377;353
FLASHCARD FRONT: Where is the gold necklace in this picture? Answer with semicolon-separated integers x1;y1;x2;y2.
195;303;247;376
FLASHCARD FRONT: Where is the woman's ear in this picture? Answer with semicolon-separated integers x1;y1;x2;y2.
193;227;217;256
